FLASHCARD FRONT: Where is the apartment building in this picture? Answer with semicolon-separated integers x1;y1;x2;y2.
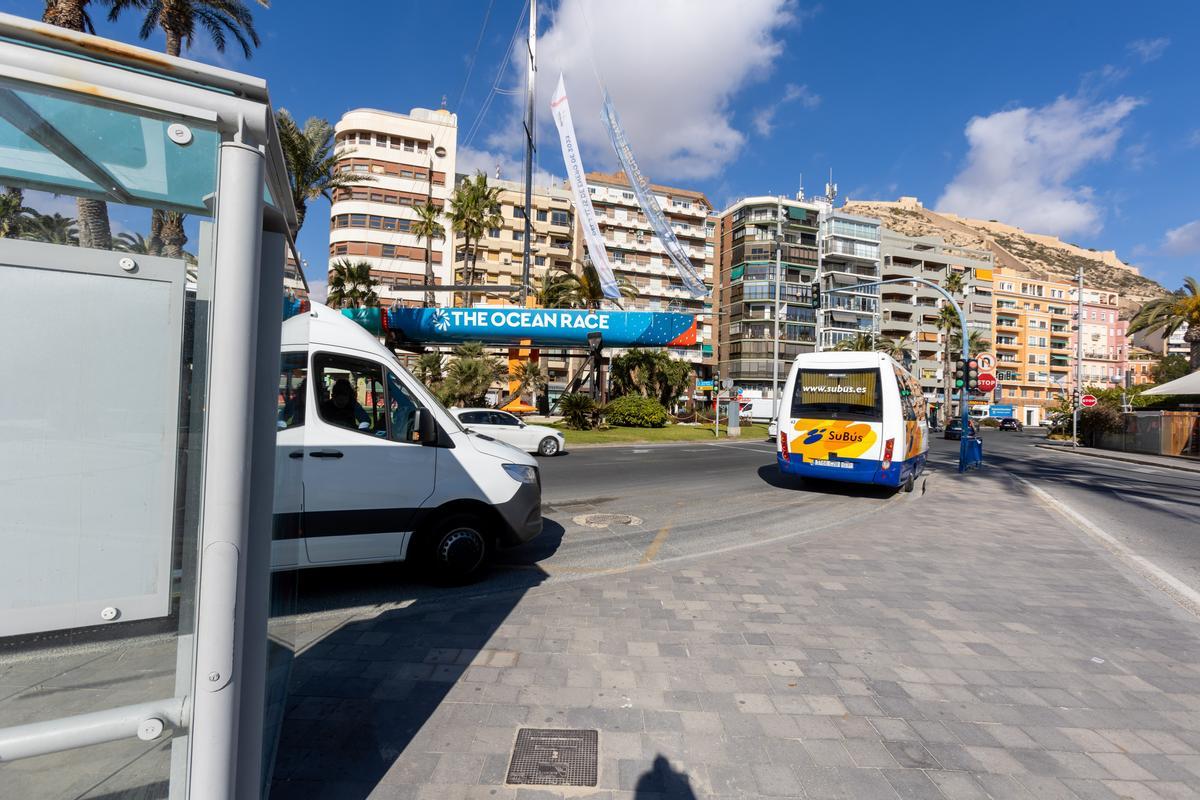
879;232;994;406
1073;287;1127;388
329;107;458;307
452;177;574;307
1128;346;1159;386
1131;321;1190;360
817;207;881;350
584;171;715;368
715;196;822;393
993;268;1077;426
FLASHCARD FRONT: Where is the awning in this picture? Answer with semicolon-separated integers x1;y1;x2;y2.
1142;368;1200;395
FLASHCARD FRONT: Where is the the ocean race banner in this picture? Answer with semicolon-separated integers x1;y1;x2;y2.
600;92;708;298
377;307;697;348
550;75;620;301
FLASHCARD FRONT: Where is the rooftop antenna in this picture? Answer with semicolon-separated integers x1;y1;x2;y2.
797;173;805;202
440;94;448;110
825;167;837;203
495;163;501;180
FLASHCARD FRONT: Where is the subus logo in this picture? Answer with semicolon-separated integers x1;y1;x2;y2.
811;385;866;394
803;427;865;445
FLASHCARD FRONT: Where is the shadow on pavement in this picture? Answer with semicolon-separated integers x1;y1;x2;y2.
634;755;697;799
754;464;898;499
268;520;566;799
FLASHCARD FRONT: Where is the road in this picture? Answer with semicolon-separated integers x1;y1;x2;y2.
978;428;1200;596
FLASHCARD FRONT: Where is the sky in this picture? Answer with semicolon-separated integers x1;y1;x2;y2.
11;0;1199;297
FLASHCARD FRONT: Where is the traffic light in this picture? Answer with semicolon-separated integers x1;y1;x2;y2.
953;358;967;390
966;357;979;392
810;284;821;310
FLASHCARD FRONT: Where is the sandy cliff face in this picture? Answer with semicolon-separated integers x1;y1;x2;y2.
843;199;1170;313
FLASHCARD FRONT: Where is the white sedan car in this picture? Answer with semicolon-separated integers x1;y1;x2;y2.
451;408;565;456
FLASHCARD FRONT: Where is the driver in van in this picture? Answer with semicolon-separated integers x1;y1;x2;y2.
321;378;371;431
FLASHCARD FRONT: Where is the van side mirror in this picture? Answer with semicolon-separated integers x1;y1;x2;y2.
413;408;438;445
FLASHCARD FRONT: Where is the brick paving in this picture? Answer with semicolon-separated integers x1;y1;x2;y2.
271;463;1200;800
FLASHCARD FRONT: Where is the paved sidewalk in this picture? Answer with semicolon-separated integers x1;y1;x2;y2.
272;461;1200;799
1035;442;1200;474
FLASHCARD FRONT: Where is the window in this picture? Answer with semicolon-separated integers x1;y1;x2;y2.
551;211;570;227
459;411;489;425
790;368;882;422
313;353;387;436
277;352;308;429
536;210;548;222
385;371;424;443
489;412;521;426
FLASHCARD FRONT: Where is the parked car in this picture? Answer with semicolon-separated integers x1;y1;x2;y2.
274;304;543;581
768;417;778;440
999;417;1023;431
944;418;979;440
451;408;565;456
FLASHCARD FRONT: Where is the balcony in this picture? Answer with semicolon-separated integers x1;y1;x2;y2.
995;319;1019;331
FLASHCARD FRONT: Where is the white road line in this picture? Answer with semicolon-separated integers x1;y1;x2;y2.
1017;476;1200;615
706;442;777;452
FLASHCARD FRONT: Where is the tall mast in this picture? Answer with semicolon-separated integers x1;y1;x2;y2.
520;0;537;305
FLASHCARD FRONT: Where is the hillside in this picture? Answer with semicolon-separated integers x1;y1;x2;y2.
842;197;1170;314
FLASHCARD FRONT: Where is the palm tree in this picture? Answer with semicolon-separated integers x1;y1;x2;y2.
448;172;502;306
115;231;153;253
41;2;112;250
275;110;374;234
326;258;378;308
414;351;445;387
542;258;638;310
19;211;79;245
107;0;268;258
0;188;29;238
412;200;445;307
444;342;506;407
832;332;877;352
874;336;912;362
508;359;548;409
1129;278;1200;370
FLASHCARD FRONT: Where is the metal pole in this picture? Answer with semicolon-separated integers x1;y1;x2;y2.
187;139;265;798
519;0;537;306
771;196;783;422
1073;264;1083;447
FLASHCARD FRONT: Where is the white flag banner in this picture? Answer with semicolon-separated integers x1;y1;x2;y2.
550;75;621;301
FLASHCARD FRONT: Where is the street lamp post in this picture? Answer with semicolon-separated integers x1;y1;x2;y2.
1072;265;1083;448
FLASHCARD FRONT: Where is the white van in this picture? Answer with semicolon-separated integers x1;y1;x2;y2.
776;351;929;491
272;303;543;580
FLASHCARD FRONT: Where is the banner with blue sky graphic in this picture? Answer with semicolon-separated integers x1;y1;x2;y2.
378;307;697;348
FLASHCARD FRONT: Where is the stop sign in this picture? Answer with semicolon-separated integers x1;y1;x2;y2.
1081;394;1098;407
976;372;997;393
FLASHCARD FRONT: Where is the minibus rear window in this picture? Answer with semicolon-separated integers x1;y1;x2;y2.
791;368;882;421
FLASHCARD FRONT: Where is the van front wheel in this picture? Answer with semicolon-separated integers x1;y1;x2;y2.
423;514;491;582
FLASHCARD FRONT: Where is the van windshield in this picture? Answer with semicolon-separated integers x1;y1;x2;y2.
790;367;882;422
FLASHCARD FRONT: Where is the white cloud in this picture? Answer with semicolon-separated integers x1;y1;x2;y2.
1187;129;1200;148
1163;219;1200;256
456;146;563;191
1128;37;1170;63
486;0;798;182
936;94;1142;238
752;83;820;136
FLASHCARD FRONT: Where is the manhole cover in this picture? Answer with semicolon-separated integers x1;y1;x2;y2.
506;728;598;786
572;513;641;528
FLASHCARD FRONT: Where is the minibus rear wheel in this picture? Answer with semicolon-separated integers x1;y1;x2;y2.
425;514;491;582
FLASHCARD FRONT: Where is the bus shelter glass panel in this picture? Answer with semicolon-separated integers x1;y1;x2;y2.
0;76;222;798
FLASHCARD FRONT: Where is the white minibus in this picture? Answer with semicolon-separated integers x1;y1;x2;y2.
776;351;929;490
273;303;543;580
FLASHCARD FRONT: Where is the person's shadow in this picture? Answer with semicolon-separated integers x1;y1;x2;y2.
634;755;697;799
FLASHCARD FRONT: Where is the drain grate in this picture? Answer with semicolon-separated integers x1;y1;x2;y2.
506;728;598;786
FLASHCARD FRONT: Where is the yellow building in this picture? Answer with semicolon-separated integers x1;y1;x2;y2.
992;268;1076;426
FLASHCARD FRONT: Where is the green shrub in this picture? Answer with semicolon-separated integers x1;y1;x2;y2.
603;394;670;428
980;417;1001;428
558;393;597;430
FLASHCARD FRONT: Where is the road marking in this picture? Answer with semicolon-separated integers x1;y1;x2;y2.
1017;476;1200;615
1112;489;1193;514
706;442;777;452
631;449;650;454
640;525;672;564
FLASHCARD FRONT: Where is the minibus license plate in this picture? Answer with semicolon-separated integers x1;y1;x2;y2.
812;459;852;469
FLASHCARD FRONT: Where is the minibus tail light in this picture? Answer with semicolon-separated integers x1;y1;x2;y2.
779;431;790;462
882;437;894;469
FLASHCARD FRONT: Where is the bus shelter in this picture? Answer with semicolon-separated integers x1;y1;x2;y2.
0;13;299;798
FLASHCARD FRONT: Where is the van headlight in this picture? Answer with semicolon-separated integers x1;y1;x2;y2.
502;463;538;485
